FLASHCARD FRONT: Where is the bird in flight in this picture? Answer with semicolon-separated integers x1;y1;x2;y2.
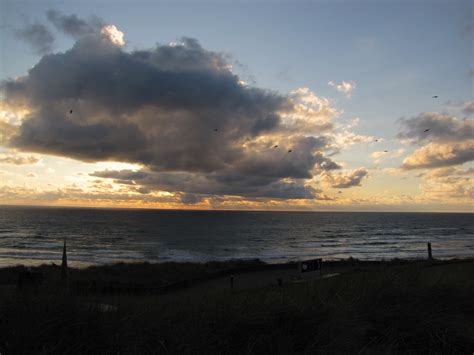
273;145;278;148
423;129;430;132
288;149;292;153
69;110;73;114
384;150;388;153
214;128;218;132
432;95;438;98
374;139;379;142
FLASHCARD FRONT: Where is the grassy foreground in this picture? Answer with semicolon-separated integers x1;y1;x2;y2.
0;259;473;354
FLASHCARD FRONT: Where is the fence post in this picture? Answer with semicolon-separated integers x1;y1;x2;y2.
427;242;433;260
61;239;68;284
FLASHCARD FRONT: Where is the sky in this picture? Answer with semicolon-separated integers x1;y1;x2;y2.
0;0;472;212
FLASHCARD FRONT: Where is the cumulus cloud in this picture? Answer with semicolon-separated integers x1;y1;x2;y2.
328;80;356;98
0;153;40;165
16;23;54;55
46;10;103;38
397;112;473;144
1;17;351;200
398;112;473;170
100;25;125;46
321;168;368;189
401;142;474;170
419;167;473;201
281;88;339;133
462;100;474;115
334;130;374;147
330;117;374;148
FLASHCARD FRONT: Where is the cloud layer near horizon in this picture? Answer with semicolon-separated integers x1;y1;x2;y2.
1;16;358;200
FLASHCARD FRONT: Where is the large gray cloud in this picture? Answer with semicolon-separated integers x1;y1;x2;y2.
15;23;54;55
47;10;103;38
398;112;473;170
397;112;473;144
90;168;330;200
2;17;343;200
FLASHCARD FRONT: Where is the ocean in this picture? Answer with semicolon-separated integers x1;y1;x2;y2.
0;206;472;267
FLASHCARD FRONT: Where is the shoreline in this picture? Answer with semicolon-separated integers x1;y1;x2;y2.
1;254;473;269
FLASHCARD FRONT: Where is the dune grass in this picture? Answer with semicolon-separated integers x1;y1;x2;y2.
0;259;267;291
0;259;473;354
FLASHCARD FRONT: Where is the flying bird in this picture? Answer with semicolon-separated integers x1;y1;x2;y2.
288;150;292;153
423;129;430;132
273;145;278;148
384;150;388;153
374;139;378;142
432;96;438;98
214;128;218;132
69;110;73;114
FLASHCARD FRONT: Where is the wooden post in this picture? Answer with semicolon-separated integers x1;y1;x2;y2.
427;242;433;260
61;239;68;283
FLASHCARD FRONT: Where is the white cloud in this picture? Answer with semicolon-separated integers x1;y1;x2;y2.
328;80;356;98
419;167;474;202
398;112;474;171
100;25;125;46
334;130;374;147
280;87;340;133
402;142;474;170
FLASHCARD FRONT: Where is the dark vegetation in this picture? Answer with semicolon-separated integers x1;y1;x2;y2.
0;259;473;354
0;259;274;294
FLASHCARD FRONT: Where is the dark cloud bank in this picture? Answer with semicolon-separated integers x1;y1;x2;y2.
3;14;347;201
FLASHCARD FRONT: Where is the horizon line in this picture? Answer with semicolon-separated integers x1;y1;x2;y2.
1;203;472;214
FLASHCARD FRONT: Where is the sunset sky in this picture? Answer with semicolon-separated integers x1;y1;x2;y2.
0;0;472;212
